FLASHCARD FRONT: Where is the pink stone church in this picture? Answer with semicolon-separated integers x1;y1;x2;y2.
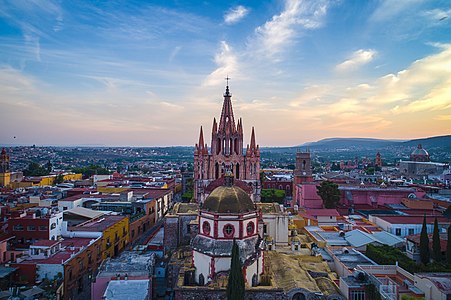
194;84;261;203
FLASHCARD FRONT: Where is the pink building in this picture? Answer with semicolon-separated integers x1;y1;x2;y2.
293;182;323;209
340;185;425;207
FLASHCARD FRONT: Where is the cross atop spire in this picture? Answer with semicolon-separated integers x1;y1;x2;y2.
224;76;231;97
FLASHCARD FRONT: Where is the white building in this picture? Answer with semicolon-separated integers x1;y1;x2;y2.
368;215;450;238
414;273;451;300
191;176;264;286
256;202;288;247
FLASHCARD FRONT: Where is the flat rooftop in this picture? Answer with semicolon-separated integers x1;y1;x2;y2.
73;215;126;231
104;279;150;300
332;249;376;269
98;251;155;277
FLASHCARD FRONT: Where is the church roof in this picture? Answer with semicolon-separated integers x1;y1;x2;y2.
204;177;253;193
411;144;429;159
191;235;261;263
202;184;255;213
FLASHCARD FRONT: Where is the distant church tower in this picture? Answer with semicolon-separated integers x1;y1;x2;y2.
0;148;11;188
194;83;260;202
375;152;382;168
293;150;313;185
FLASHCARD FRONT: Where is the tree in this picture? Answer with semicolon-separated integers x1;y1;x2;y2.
444;205;451;218
447;225;451;265
72;164;110;178
330;163;340;171
365;166;375;175
46;160;52;173
420;215;430;265
23;162;49;176
226;240;245;300
261;189;285;204
316;181;341;209
432;217;442;262
54;174;64;184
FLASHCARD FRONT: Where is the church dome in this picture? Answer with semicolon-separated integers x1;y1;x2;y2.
203;185;255;213
410;144;430;162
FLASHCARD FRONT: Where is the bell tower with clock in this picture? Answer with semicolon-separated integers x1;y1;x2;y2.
294;150;313;184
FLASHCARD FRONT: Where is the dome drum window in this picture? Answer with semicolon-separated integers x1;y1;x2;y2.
223;224;235;238
202;221;211;235
246;221;255;235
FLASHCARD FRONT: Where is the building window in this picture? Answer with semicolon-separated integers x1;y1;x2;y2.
263;224;267;234
350;290;365;300
39;226;48;231
27;225;36;231
13;224;24;231
223;224;235;238
51;223;56;230
408;228;414;235
395;228;401;236
246;222;255;235
202;221;211;236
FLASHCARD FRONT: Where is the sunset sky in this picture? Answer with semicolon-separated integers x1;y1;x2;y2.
1;0;450;147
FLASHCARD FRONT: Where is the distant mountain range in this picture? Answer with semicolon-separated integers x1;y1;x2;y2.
260;135;451;162
298;135;451;150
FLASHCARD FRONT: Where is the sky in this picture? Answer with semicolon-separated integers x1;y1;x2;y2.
0;0;450;147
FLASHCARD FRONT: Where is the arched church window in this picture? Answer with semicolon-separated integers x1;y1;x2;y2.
236;163;240;180
252;274;258;287
292;292;306;300
198;273;205;285
223;224;235;238
302;160;306;170
246;222;254;235
202;221;211;236
216;138;221;155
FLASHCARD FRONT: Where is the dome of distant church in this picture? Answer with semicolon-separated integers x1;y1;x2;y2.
410;144;430;162
202;184;255;213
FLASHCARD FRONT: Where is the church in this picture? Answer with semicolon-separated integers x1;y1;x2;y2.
193;83;261;203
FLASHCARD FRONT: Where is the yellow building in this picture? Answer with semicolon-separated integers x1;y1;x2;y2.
9;173;82;188
69;215;130;259
0;148;11;187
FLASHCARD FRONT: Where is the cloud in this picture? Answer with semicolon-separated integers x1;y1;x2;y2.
238;43;451;143
253;0;331;59
224;5;249;25
422;8;451;21
203;41;238;87
336;49;377;72
169;46;182;62
370;0;424;22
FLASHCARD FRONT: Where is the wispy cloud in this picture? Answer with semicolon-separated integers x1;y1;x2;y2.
203;41;238;87
336;49;377;72
224;5;249;25
422;8;451;21
370;0;424;22
253;0;331;59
